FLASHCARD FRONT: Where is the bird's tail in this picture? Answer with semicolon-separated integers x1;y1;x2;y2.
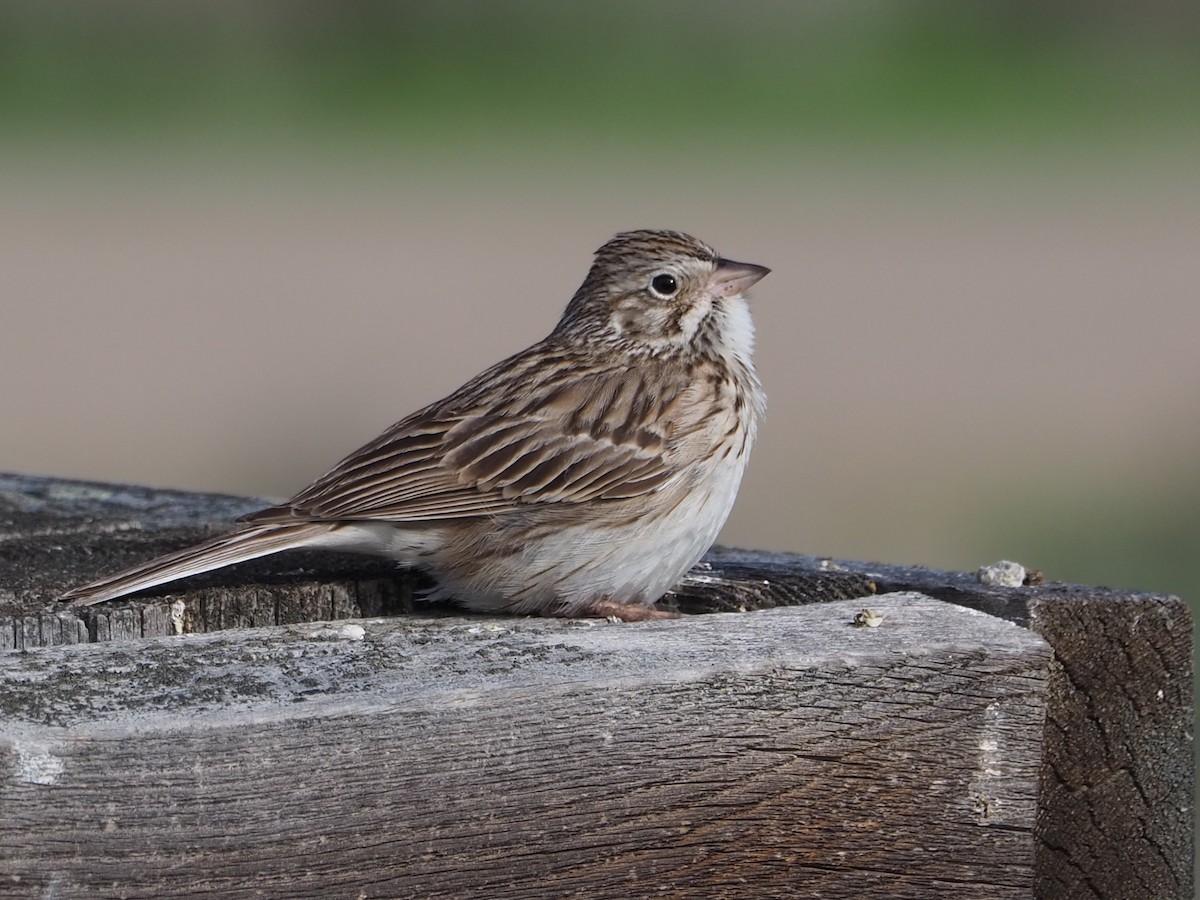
60;522;337;606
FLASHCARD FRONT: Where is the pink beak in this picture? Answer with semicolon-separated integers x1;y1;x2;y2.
708;258;771;299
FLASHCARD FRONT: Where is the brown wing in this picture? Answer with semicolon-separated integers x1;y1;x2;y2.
241;349;689;525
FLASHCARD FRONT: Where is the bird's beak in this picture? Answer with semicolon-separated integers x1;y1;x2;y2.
708;258;771;299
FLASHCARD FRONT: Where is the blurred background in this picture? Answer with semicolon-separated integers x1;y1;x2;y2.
1;2;1197;607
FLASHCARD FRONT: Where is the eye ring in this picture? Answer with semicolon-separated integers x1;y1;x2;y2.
649;273;679;298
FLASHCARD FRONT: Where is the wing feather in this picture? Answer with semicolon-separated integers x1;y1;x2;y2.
240;349;693;526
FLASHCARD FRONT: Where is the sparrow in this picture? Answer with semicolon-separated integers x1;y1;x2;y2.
62;229;768;621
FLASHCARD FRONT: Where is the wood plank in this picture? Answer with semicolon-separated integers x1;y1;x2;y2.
0;473;1192;897
830;557;1196;900
0;594;1049;899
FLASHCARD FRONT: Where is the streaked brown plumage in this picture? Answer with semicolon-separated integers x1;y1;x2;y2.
61;229;769;620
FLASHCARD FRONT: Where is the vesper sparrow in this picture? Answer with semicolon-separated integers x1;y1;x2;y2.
62;230;769;620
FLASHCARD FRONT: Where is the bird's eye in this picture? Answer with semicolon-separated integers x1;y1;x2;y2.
649;273;679;298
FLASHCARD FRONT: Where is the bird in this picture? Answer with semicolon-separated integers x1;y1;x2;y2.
61;229;769;621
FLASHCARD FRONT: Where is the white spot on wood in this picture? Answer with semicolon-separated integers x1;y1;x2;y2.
466;623;506;635
170;599;186;635
304;622;368;641
969;702;1013;823
12;741;64;785
977;560;1026;587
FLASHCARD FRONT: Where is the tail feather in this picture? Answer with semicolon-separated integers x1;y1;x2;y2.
60;523;337;606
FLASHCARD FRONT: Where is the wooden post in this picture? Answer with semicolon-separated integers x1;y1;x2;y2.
0;473;1193;898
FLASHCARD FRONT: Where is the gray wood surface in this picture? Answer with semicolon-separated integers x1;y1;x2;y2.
0;473;1193;898
2;594;1048;899
834;559;1197;899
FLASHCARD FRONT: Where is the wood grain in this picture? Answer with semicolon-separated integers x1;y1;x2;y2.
1;594;1048;899
0;472;1192;898
1028;593;1194;899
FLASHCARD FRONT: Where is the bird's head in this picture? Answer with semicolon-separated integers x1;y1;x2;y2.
557;229;769;363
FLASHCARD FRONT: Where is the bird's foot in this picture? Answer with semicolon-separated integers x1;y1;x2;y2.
579;599;680;622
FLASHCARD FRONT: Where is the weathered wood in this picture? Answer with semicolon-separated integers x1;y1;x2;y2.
825;558;1196;900
1025;594;1193;899
0;473;1193;898
0;472;426;647
1;594;1048;899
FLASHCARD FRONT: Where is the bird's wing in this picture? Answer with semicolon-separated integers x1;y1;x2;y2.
240;364;690;525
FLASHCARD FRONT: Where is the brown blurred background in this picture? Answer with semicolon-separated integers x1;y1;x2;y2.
2;1;1197;608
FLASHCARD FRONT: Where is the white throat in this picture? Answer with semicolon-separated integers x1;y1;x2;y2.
712;295;757;371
